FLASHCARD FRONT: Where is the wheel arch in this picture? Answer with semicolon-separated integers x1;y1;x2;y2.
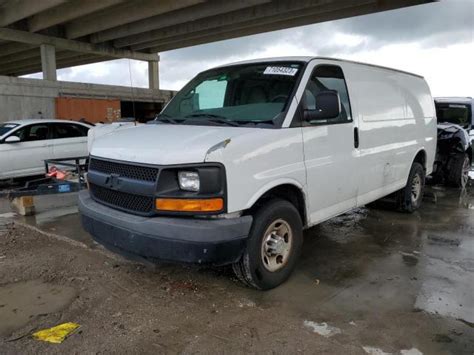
413;149;427;172
245;180;308;227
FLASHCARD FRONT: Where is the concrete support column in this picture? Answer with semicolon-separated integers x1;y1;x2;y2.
148;60;159;90
40;43;57;81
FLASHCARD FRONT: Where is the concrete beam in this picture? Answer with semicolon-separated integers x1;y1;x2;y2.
0;47;38;64
148;60;159;90
135;0;431;53
65;0;204;39
119;0;357;49
28;0;125;32
0;0;66;27
126;0;366;50
90;0;270;44
0;48;88;67
40;44;56;81
141;1;392;53
0;42;35;57
0;50;89;72
4;55;112;77
0;28;159;61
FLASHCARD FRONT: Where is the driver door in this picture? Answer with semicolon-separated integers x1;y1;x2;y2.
4;123;53;178
300;63;359;224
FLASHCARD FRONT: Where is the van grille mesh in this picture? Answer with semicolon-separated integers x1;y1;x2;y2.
90;184;154;214
89;158;159;182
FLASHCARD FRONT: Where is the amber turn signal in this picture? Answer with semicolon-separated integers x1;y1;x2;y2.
155;198;224;212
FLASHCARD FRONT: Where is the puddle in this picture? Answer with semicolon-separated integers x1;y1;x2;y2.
28;205;78;225
0;280;77;337
21;208;95;248
414;233;474;324
427;234;461;246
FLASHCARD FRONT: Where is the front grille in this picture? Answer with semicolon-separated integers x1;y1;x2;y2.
90;183;154;214
89;158;159;182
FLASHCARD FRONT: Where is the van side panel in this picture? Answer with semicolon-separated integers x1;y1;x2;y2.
343;63;436;206
205;127;307;214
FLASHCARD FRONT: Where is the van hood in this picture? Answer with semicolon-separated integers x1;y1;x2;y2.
90;124;254;165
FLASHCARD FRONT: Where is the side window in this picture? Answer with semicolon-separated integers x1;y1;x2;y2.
304;65;352;124
71;124;89;136
53;123;88;139
10;124;50;142
9;126;27;141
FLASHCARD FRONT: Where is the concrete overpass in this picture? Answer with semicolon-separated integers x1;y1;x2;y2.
0;0;434;88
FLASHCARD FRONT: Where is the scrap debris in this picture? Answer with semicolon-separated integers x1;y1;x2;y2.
32;322;80;344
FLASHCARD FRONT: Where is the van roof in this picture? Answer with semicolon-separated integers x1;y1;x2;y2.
215;56;424;79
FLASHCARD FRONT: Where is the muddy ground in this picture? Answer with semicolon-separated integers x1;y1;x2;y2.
0;186;473;354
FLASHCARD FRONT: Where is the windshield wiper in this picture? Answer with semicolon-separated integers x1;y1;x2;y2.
184;113;240;127
153;114;180;124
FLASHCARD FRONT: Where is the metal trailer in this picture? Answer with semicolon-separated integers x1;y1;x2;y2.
0;156;88;200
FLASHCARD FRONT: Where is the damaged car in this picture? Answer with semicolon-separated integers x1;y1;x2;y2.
432;97;473;187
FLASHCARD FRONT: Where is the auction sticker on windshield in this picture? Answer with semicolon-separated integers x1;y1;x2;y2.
264;66;298;76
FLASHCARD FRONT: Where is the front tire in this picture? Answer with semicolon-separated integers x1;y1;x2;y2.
397;162;425;213
447;153;470;188
232;199;303;290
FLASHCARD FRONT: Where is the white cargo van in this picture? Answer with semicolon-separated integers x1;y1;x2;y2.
79;57;436;289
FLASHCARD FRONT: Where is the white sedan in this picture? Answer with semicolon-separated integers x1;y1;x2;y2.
0;119;92;180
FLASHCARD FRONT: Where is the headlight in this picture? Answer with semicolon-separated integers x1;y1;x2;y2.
178;171;200;192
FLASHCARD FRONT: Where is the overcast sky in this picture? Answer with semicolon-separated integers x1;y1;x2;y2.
26;0;474;98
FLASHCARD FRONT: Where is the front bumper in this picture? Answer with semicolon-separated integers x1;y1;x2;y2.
78;191;252;265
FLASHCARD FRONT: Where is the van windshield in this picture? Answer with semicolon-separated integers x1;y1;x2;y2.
0;123;19;137
157;62;303;127
436;103;472;128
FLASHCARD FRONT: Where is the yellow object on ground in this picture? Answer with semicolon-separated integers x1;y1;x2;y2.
32;322;80;344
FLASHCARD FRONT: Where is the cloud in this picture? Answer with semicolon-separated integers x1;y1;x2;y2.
335;0;473;48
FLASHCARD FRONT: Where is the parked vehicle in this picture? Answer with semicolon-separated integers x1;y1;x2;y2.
432;98;473;187
0;119;92;180
79;57;436;289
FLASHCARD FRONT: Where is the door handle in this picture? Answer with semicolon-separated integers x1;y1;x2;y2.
354;127;359;149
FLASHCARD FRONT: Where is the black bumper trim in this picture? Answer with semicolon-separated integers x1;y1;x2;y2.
78;191;252;265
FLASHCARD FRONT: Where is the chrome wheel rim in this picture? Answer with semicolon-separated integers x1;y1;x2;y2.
261;219;293;272
461;156;470;188
411;174;422;204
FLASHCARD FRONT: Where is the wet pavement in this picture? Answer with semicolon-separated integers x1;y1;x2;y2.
0;185;473;353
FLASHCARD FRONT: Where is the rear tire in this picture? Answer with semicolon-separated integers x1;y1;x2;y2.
232;199;303;290
446;153;470;188
397;162;425;213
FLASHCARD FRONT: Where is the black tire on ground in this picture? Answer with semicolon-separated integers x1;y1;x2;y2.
397;162;425;213
232;199;303;290
446;153;470;188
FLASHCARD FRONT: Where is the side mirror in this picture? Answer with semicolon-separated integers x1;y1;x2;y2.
4;135;20;143
304;90;341;122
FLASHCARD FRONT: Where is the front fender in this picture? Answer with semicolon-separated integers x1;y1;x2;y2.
244;178;307;210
